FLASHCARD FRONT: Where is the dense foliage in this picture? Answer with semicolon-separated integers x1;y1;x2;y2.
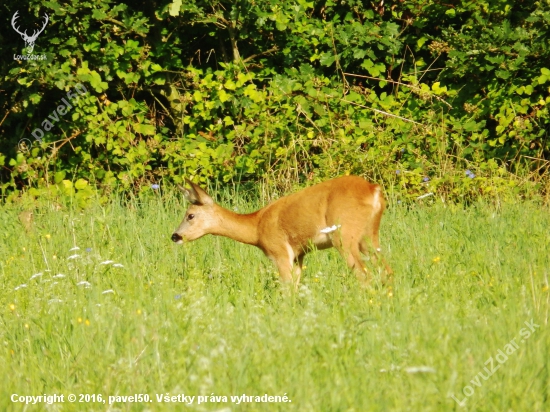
1;0;550;204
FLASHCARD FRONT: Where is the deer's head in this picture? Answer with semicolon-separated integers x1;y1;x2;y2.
171;180;218;243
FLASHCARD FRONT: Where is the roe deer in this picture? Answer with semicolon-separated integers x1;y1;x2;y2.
171;176;391;286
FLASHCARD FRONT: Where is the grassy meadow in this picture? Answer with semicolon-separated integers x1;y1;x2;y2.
0;188;549;411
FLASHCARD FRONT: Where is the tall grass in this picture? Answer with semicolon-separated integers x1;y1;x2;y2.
1;190;549;411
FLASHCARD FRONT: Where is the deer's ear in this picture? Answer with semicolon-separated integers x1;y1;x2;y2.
176;184;188;196
179;179;214;206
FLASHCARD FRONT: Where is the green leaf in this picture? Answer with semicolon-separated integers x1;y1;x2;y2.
353;49;367;59
88;71;108;92
463;120;480;132
125;72;141;84
432;82;447;95
312;103;326;116
361;59;374;69
417;37;428;49
224;80;236;90
218;89;230;103
134;124;156;135
92;9;107;19
169;0;182;16
75;179;88;190
193;91;203;102
54;171;66;184
276;21;287;31
495;70;511;80
319;53;336;67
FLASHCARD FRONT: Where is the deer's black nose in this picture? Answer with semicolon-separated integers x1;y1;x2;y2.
171;233;182;242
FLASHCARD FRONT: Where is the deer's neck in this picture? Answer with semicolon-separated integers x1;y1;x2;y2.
211;205;261;246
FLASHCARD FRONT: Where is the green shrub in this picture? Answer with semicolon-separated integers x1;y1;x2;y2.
1;0;549;204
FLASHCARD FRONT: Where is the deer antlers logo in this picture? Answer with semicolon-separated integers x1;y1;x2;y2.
11;11;49;54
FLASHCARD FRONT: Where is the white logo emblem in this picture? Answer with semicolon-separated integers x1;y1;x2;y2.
11;11;49;54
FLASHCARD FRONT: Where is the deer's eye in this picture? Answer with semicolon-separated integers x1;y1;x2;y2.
187;214;195;221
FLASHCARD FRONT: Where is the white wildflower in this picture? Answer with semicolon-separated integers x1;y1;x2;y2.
405;366;436;374
416;192;434;200
380;364;400;373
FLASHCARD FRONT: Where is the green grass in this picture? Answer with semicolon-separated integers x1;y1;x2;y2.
0;191;549;411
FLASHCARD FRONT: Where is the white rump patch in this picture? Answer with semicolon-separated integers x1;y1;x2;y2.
376;248;381;252
320;225;341;234
372;188;382;211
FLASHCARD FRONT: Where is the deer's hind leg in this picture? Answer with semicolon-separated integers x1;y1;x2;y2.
358;205;392;283
332;226;371;286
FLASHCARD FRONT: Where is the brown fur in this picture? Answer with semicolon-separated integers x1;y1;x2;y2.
172;176;391;286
